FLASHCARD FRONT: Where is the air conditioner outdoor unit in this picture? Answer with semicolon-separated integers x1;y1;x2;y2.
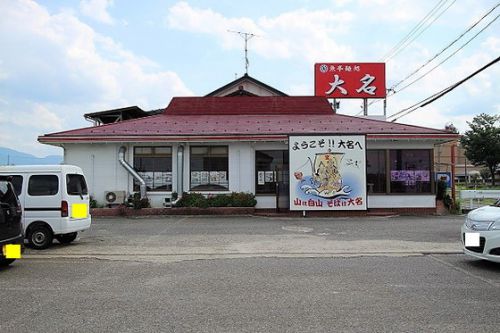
104;191;126;205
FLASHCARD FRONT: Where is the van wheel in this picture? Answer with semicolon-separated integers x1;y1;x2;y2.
55;232;78;244
0;258;16;267
27;225;53;250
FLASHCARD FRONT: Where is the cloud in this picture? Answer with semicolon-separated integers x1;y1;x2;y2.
166;2;355;63
79;0;115;25
0;101;65;157
0;0;192;156
359;0;438;23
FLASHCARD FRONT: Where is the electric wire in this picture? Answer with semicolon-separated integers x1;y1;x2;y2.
387;55;500;122
381;0;449;61
391;2;500;90
384;0;456;61
392;12;499;95
359;4;500;115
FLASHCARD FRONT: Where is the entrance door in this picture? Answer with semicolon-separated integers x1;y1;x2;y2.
275;164;290;212
255;150;289;212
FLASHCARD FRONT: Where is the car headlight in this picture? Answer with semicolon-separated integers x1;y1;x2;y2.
466;217;493;231
490;220;500;231
465;216;473;228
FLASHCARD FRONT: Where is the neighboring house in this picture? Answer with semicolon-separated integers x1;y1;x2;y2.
38;75;458;213
434;141;484;184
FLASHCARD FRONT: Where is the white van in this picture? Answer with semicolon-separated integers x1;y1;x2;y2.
0;165;91;249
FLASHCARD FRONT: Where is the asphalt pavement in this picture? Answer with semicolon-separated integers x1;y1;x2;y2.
1;255;499;332
1;214;499;333
22;215;466;261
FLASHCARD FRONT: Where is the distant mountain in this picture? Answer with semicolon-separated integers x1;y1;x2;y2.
0;147;63;166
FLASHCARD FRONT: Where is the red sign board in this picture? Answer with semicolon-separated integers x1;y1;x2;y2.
314;63;386;98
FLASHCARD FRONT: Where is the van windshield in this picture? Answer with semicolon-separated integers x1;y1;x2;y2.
66;174;88;196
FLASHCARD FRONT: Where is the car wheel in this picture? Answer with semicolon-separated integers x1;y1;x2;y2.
0;258;16;267
55;232;78;244
27;225;53;250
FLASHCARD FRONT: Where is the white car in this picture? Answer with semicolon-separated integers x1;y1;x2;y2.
461;199;500;263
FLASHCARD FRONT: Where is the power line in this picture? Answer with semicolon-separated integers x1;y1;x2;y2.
381;0;453;62
391;2;500;91
387;55;500;122
392;12;499;95
365;6;500;114
381;0;446;61
355;2;498;116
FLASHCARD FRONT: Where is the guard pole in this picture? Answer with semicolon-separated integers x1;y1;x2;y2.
451;142;456;202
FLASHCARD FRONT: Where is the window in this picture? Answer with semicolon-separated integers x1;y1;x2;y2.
67;174;88;196
390;149;432;193
2;175;23;196
190;146;229;191
256;150;289;194
28;175;59;196
134;146;172;192
366;150;386;193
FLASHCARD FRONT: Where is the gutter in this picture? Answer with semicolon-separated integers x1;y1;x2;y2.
176;145;184;201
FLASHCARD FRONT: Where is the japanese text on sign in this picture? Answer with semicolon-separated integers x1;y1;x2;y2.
291;138;364;151
314;63;386;99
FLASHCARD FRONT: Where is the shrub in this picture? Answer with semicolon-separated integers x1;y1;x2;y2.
175;192;209;208
207;194;231;207
90;196;98;209
128;193;151;210
229;192;257;207
174;192;257;208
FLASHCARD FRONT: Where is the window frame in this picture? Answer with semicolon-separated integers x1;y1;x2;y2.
66;174;89;196
366;149;387;194
388;149;433;194
28;174;59;196
255;150;289;195
189;145;229;192
365;149;434;195
133;146;173;192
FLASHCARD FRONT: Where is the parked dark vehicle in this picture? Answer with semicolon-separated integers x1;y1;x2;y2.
0;178;24;266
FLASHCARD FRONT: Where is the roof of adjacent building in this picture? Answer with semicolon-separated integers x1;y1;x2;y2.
205;74;288;97
84;106;164;124
39;96;458;143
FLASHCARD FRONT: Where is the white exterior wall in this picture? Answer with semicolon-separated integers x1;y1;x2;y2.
368;195;436;208
62;138;437;209
64;143;132;204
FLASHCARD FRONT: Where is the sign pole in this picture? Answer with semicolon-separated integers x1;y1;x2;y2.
363;99;368;116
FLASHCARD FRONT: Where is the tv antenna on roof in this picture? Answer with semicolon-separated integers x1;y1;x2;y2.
228;30;259;75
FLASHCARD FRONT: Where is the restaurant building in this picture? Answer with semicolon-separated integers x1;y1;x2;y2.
38;75;458;213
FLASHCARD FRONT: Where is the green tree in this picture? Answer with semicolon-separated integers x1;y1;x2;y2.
460;113;500;186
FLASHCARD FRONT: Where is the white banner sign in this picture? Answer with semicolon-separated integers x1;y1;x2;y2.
289;135;367;210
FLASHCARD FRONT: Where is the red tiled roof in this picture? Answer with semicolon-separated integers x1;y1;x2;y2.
165;96;333;115
39;97;458;143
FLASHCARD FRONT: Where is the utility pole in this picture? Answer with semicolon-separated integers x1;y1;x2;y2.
228;30;258;75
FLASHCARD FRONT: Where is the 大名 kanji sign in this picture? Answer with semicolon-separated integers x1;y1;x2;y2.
314;63;386;98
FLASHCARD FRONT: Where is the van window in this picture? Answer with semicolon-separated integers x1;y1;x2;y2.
28;175;59;196
66;174;88;195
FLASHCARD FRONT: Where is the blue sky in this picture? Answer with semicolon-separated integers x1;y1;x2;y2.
0;0;498;156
